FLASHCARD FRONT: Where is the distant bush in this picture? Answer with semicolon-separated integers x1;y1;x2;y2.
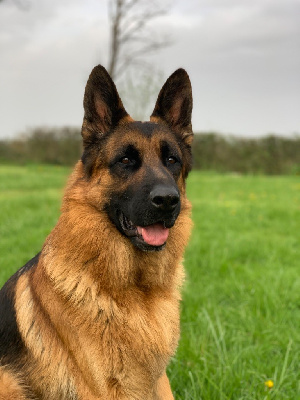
193;132;300;175
0;127;81;165
0;127;299;174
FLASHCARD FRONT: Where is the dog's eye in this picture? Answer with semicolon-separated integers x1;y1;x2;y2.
119;156;137;166
110;145;141;174
167;156;177;165
120;157;130;165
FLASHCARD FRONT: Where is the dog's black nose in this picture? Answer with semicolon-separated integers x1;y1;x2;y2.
150;185;180;211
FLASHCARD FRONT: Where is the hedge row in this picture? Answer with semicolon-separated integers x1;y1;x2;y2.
0;127;299;174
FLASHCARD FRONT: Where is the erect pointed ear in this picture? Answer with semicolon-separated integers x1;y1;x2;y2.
81;65;130;147
151;68;193;145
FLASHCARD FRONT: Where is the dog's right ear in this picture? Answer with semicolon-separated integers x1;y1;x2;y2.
81;65;129;148
151;69;193;146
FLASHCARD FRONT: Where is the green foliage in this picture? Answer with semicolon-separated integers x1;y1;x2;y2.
1;128;300;174
193;133;300;175
0;127;81;166
0;166;299;399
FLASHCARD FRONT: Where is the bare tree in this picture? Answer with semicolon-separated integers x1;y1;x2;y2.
118;68;164;120
14;0;30;9
0;0;30;10
107;0;172;80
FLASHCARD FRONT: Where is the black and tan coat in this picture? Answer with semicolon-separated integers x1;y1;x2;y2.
0;65;193;400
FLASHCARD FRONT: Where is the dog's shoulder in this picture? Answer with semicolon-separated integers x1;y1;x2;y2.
0;253;40;366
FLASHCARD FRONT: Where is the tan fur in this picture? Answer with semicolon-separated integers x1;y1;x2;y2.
9;157;192;399
1;66;193;399
0;367;27;400
156;374;174;400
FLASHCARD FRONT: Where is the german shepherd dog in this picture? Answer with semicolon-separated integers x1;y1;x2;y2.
0;65;193;399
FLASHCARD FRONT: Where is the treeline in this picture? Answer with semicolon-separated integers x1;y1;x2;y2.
193;133;300;175
0;127;81;166
0;127;299;175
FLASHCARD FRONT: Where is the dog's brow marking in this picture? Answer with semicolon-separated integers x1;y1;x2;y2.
128;121;158;138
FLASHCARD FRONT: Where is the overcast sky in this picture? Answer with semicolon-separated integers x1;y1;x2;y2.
0;0;299;138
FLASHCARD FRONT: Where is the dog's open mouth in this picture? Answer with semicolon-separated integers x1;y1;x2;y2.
120;212;170;250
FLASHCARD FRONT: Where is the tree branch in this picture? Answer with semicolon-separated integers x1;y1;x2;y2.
107;0;173;79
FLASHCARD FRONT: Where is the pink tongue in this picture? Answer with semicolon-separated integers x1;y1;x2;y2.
137;224;169;246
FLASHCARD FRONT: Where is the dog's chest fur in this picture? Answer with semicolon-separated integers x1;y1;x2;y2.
15;262;182;399
87;291;180;396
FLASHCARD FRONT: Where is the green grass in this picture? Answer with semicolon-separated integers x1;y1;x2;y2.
0;164;70;282
1;165;300;399
170;173;300;399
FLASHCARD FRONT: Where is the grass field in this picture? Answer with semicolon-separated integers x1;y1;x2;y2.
0;164;299;399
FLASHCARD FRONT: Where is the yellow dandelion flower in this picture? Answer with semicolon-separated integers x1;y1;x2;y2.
265;380;274;389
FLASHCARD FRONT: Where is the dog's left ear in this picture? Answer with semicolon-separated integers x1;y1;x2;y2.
82;65;129;148
151;69;193;145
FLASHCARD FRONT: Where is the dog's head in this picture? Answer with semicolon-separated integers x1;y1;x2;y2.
80;65;193;252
